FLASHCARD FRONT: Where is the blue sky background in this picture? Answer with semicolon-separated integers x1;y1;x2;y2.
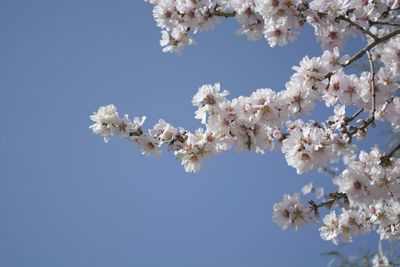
0;1;394;266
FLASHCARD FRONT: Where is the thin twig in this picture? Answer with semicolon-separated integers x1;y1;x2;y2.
213;11;236;18
344;108;364;124
316;193;347;208
381;143;400;164
308;193;347;219
370;20;400;27
366;50;377;118
338;15;379;40
345;50;378;138
387;143;400;158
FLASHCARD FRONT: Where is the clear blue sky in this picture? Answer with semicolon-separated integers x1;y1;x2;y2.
0;1;390;266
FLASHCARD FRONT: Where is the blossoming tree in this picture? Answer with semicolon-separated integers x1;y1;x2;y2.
90;0;400;265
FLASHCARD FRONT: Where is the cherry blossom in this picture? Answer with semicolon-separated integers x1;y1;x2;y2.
91;0;400;246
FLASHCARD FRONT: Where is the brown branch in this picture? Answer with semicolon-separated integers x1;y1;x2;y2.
213;11;236;18
316;11;378;39
344;108;364;124
337;15;379;40
308;193;348;218
381;143;400;165
322;29;400;101
369;20;400;27
316;193;347;208
343;29;400;67
366;50;377;118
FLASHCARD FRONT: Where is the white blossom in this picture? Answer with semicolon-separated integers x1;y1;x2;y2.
91;0;400;248
320;211;341;244
273;193;312;231
302;182;313;195
192;83;229;124
89;104;120;143
371;254;390;267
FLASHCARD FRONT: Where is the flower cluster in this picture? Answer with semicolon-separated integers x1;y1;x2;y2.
315;147;400;244
319;209;371;245
146;0;400;52
91;0;400;247
272;193;312;230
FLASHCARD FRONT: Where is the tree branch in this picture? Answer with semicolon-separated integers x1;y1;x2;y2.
315;193;347;208
344;108;364;124
343;29;400;67
369;20;400;27
366;50;377;118
338;15;379;40
381;143;400;165
213;11;236;18
308;193;348;218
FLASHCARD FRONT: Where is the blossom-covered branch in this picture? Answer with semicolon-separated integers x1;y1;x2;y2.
145;0;400;53
90;0;400;257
